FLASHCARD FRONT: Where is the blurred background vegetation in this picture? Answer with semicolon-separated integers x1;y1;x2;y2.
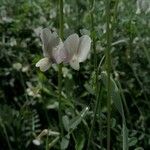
0;0;150;149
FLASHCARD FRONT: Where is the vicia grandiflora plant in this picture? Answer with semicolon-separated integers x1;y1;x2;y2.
35;28;91;71
136;0;150;14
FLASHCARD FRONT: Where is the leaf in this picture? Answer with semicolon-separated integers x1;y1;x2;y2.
69;107;89;131
75;131;85;150
62;115;70;132
101;71;128;150
134;147;144;150
101;71;124;118
60;134;70;150
123;123;128;150
84;83;95;95
129;137;138;147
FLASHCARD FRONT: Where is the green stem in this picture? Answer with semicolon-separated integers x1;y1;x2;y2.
58;64;63;137
87;84;101;150
110;0;119;35
1;122;12;150
105;0;120;149
105;0;112;150
45;134;49;150
48;136;60;149
87;0;100;149
58;0;64;138
98;87;103;148
59;0;64;39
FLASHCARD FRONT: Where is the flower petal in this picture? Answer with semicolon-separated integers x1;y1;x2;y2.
33;138;41;146
64;33;79;62
34;27;42;36
77;35;91;62
136;0;141;14
40;28;60;57
52;42;67;64
69;57;80;70
36;57;51;72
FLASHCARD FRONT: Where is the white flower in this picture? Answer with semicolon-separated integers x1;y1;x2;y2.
13;63;22;71
36;57;51;72
35;28;66;72
136;0;150;14
32;138;41;146
63;34;91;70
35;28;91;71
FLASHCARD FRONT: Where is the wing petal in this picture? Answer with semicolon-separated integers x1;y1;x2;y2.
40;28;60;57
52;42;67;64
64;33;79;62
36;57;51;72
77;35;91;62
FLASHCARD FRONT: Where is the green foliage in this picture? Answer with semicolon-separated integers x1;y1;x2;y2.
0;0;150;149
